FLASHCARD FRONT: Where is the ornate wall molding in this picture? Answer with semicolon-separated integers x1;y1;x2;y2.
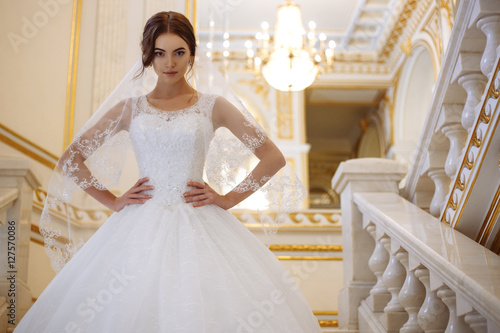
91;0;128;112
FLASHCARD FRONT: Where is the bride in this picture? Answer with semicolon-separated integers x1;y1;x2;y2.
14;11;321;332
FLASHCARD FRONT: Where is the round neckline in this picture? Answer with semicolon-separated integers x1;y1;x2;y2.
144;93;203;112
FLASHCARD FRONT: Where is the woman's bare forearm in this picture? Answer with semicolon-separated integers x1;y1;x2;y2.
83;187;118;211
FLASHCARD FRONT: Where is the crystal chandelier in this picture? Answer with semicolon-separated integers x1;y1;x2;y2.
247;0;336;92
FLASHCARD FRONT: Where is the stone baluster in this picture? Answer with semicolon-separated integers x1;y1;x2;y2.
422;150;449;217
415;268;448;333
427;169;450;217
438;104;467;179
442;125;467;177
380;240;408;332
457;296;491;333
458;72;488;132
398;253;425;333
476;15;500;78
463;310;487;333
436;286;473;333
364;218;391;312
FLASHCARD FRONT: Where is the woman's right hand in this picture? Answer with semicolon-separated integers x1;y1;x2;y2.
112;177;154;212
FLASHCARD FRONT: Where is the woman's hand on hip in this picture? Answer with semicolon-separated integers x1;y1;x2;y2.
184;181;233;210
113;177;153;212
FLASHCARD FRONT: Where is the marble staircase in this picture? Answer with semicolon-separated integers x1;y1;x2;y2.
331;0;500;331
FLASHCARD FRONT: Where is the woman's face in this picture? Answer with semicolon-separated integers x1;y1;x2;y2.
152;33;193;84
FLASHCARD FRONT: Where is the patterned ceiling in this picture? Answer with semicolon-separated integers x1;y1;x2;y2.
197;0;404;60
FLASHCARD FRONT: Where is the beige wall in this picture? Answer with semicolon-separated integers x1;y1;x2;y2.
28;241;56;299
0;0;73;157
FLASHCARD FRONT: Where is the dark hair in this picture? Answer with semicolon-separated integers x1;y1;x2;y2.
137;11;196;78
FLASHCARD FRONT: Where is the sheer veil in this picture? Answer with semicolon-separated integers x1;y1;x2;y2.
41;49;306;273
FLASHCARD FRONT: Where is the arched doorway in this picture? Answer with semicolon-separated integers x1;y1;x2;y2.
392;45;436;166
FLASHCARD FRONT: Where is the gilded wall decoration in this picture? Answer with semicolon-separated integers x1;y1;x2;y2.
276;90;294;140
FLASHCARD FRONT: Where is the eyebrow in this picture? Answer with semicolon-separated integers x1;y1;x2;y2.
154;47;186;52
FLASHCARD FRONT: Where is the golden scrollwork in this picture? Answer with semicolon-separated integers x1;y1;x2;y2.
479;105;492;124
450;193;458;210
448;59;500;230
289;212;341;224
379;0;418;59
456;173;465;191
233;210;342;226
471;129;482;147
464;152;474;170
489;86;500;100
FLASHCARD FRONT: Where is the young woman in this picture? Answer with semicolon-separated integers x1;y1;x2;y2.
15;11;321;332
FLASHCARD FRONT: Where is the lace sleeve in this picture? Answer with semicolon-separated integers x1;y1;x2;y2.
57;98;134;192
206;96;306;242
42;97;134;272
41;58;156;272
211;96;280;193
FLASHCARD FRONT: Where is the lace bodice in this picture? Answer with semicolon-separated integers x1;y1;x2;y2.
129;94;218;208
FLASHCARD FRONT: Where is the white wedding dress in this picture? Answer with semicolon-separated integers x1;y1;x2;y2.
15;93;321;332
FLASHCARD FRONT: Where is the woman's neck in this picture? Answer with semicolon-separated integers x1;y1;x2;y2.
150;79;194;100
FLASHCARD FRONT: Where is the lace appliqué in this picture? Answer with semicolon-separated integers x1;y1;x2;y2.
241;121;267;150
133;94;214;121
233;173;271;193
61;118;120;191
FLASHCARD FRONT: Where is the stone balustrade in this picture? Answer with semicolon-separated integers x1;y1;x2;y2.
355;192;500;333
402;0;500;221
33;187;342;233
0;157;40;333
333;158;500;333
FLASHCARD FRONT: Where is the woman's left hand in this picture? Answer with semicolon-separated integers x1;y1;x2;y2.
184;181;233;210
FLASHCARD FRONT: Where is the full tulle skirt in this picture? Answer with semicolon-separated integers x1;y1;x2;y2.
15;201;321;332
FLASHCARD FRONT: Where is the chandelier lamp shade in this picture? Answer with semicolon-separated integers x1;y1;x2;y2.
248;0;336;91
